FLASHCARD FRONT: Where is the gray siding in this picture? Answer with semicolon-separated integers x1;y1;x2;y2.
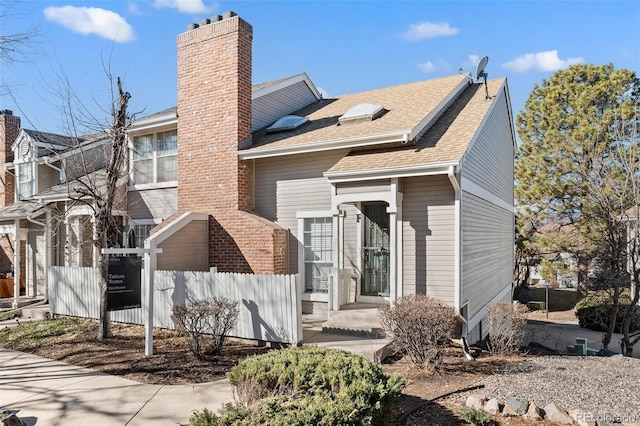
128;188;177;220
462;87;514;204
336;180;391;195
252;80;318;131
157;220;208;271
402;175;455;304
65;144;108;181
254;150;348;273
461;191;513;318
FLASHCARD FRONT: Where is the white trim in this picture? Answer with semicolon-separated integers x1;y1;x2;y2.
128;181;178;191
467;281;513;333
238;130;411;160
332;191;395;211
325;162;459;183
65;205;94;219
461;180;513;213
129;111;177;133
128;218;162;225
0;224;15;234
253;73;322;102
296;210;333;219
146;211;209;246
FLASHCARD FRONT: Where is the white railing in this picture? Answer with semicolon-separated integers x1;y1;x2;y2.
48;266;303;344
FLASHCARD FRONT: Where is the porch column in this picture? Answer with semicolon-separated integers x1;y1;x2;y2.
44;210;50;301
388;178;403;303
12;219;20;309
331;208;341;311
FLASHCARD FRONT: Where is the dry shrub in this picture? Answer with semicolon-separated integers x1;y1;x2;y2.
379;295;456;368
173;297;239;358
486;302;528;355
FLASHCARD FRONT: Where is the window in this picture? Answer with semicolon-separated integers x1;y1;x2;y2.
17;162;34;200
303;217;333;293
133;130;177;185
128;223;155;248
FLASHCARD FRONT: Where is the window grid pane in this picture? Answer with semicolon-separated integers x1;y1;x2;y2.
304;217;332;293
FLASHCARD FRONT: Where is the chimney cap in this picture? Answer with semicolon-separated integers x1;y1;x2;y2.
222;11;237;19
187;23;199;30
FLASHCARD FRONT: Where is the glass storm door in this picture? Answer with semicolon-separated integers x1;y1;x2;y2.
362;202;390;297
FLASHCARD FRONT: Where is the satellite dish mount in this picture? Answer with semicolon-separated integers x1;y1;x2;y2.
475;56;491;100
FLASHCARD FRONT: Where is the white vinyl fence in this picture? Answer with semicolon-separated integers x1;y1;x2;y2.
49;266;303;344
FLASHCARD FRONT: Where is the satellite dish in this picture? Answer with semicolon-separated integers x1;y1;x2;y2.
475;56;489;81
475;56;491;100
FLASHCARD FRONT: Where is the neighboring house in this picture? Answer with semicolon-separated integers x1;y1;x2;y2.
0;122;116;302
0;11;516;342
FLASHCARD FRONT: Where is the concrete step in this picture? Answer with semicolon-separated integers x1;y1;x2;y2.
20;304;51;320
322;305;385;339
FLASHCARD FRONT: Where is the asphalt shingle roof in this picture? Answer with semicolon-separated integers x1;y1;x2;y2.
326;78;507;174
247;74;469;151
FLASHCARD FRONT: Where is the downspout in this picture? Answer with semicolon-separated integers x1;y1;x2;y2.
447;166;465;318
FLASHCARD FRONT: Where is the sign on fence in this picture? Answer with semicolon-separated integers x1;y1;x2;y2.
107;256;142;311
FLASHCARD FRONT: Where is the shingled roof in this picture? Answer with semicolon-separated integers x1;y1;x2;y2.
326;78;507;176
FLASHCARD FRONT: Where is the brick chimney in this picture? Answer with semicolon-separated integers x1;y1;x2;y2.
0;109;18;274
176;13;287;274
0;110;18;208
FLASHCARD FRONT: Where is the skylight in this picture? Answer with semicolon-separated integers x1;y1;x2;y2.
266;115;309;133
338;103;384;123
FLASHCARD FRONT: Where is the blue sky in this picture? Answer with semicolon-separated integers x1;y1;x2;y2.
2;0;639;136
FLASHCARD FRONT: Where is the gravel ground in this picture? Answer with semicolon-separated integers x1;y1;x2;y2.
446;355;640;419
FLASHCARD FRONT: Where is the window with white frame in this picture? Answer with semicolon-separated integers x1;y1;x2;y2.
303;217;333;293
128;223;155;248
132;130;177;185
17;162;34;200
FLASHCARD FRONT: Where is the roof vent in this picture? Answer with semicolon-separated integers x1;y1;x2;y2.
267;115;309;133
338;103;384;124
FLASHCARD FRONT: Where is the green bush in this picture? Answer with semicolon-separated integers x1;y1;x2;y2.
575;290;638;332
214;346;405;425
458;406;495;426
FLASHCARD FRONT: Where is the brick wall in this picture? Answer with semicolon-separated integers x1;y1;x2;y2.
176;13;287;274
0;111;18;274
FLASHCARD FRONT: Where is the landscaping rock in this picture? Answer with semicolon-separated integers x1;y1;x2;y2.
503;397;529;416
524;402;543;420
465;393;486;410
483;398;501;415
543;403;573;424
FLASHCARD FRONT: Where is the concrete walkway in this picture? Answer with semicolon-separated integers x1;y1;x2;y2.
524;317;640;359
0;311;392;425
0;349;234;426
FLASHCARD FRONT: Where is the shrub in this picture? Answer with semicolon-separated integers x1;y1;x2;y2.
575;290;638;332
219;346;405;425
173;297;239;358
458;406;495;426
378;295;456;368
182;406;247;426
486;302;529;355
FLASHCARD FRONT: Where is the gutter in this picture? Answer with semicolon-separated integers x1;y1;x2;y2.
238;130;412;160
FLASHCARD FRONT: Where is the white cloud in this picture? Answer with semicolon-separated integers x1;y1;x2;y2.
153;0;215;14
44;6;135;43
502;50;585;73
402;21;459;41
468;54;480;67
128;2;143;15
417;61;436;72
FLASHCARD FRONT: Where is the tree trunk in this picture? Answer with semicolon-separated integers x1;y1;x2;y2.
98;252;111;340
576;258;589;296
